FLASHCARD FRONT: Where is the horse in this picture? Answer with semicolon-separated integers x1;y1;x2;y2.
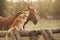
0;6;38;30
5;6;38;40
23;6;38;29
7;10;30;31
0;12;22;30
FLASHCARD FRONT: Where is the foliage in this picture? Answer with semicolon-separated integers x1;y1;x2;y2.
0;0;60;18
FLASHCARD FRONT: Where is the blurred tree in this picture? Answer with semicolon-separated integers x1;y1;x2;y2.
0;0;60;19
0;0;5;17
52;0;60;18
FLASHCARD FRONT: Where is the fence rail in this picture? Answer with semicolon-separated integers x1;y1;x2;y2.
0;28;60;40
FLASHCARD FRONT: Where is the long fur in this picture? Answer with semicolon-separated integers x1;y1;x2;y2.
5;10;30;40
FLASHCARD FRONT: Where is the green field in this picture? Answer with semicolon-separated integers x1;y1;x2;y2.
0;19;60;40
26;19;60;30
22;19;60;40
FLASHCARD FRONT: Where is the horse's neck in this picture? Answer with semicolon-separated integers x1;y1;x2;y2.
6;13;20;25
10;12;29;30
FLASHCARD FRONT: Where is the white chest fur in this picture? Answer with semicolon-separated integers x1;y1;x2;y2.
16;11;30;30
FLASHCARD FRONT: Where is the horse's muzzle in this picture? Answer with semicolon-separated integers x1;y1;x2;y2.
33;20;38;25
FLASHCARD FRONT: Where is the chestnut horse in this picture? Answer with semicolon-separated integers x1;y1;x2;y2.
6;10;30;40
0;6;38;30
5;6;38;40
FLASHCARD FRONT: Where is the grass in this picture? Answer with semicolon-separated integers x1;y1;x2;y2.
26;19;60;30
0;19;60;40
22;19;60;40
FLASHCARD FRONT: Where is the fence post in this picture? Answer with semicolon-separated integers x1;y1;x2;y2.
40;29;51;40
14;30;22;40
10;31;17;40
45;29;56;40
29;31;39;40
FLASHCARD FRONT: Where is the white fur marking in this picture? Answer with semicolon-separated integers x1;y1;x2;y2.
16;11;30;30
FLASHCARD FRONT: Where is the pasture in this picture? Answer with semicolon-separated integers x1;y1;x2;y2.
26;19;60;30
0;19;60;40
0;0;60;40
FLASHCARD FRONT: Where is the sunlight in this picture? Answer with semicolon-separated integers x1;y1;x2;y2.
31;0;37;2
24;0;37;2
7;0;19;3
24;0;27;2
51;0;56;3
7;0;37;3
12;0;19;3
39;0;46;2
6;0;56;3
7;0;10;1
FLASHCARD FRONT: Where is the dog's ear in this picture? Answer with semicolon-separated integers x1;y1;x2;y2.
27;5;30;10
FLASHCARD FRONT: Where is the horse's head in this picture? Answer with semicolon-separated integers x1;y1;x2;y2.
24;6;38;25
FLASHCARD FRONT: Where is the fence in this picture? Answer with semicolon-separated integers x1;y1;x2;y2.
0;28;60;40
